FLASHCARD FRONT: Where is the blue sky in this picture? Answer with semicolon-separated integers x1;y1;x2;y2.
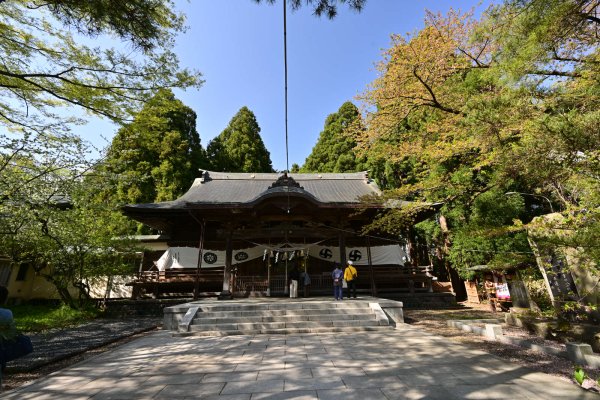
87;0;493;172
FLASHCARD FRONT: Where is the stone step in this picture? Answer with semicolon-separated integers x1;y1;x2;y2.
197;307;371;318
169;298;399;336
191;313;377;325
194;302;371;313
192;308;376;319
188;318;386;333
175;324;393;337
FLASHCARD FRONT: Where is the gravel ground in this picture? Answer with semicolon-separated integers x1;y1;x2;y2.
2;304;599;395
404;304;600;394
1;316;161;392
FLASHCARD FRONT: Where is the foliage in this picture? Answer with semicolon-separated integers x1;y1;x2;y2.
446;190;534;278
0;0;201;136
523;278;553;311
206;107;273;173
254;0;366;19
102;89;206;205
0;0;201;309
0;137;139;308
481;0;600;275
574;366;586;386
301;102;366;173
12;302;101;332
355;1;599;282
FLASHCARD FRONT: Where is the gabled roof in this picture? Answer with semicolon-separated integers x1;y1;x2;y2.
125;170;382;210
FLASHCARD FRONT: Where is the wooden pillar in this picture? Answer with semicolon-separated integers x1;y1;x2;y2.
267;250;271;297
339;231;347;267
218;230;233;300
193;219;206;300
137;251;145;273
366;236;377;297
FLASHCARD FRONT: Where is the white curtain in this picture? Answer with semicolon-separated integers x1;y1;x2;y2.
307;244;408;266
155;244;408;270
156;246;266;270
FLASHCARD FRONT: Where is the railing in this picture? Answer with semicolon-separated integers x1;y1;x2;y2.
129;266;435;296
235;275;268;294
131;269;224;283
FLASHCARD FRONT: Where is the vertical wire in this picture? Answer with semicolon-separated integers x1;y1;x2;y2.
283;0;291;214
283;0;289;173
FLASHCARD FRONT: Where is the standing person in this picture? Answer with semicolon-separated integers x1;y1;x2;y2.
332;264;343;300
301;270;311;297
289;267;300;298
344;260;358;299
0;286;16;392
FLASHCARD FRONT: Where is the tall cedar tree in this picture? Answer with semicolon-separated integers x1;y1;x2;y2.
206;107;273;173
104;89;206;204
301;102;365;173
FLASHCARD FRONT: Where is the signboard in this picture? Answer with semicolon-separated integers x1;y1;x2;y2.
495;283;511;300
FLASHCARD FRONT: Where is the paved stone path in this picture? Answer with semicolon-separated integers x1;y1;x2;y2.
2;323;597;399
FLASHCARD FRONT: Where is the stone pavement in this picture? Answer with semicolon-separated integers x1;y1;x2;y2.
2;323;597;400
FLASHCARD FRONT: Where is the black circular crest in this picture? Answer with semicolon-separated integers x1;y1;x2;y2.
203;252;218;264
234;252;249;262
348;250;362;262
319;248;333;259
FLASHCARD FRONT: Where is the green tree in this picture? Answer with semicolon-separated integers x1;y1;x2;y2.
0;0;201;309
0;144;137;308
0;0;201;136
301;102;365;173
254;0;366;19
481;0;600;272
355;2;599;284
355;8;536;277
103;89;206;204
206;107;273;173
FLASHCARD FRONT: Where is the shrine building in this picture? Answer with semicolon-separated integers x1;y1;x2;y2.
122;170;444;301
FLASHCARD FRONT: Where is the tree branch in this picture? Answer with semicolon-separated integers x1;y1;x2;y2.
530;69;582;78
585;14;600;24
412;68;461;115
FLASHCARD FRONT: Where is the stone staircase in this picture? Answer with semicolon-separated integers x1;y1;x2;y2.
168;299;398;336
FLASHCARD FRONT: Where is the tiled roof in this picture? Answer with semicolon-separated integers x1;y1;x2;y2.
127;171;382;209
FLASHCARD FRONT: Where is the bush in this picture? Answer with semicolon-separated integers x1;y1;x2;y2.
11;303;102;332
524;279;553;311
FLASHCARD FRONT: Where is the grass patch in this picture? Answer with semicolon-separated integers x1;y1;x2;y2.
11;303;102;333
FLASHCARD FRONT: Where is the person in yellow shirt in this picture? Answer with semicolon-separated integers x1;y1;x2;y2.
344;260;358;299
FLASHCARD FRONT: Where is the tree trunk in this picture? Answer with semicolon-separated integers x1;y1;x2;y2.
39;271;78;309
438;215;468;301
74;280;92;307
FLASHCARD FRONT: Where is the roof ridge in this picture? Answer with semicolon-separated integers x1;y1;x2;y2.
200;170;370;181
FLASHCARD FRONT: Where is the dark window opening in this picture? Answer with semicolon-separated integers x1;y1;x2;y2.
15;264;29;281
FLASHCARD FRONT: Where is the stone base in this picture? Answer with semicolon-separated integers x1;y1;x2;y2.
103;298;193;317
217;291;233;300
505;314;600;352
380;292;456;309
